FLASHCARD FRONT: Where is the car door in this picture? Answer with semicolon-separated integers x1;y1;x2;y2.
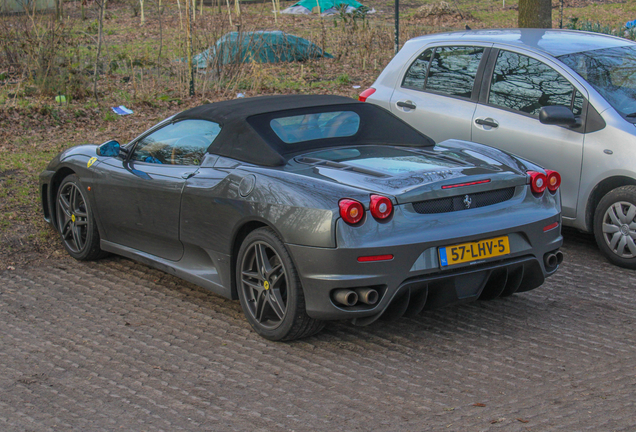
471;48;587;219
389;44;492;143
93;120;219;261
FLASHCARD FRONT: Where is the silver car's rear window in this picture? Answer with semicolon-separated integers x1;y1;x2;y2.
270;111;360;144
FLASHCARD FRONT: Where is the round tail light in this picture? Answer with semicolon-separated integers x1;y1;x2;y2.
358;88;376;102
546;170;561;192
528;171;547;195
369;195;393;219
339;199;364;225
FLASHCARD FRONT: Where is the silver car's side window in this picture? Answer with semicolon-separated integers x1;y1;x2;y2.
131;120;221;166
402;48;433;90
489;51;576;117
426;46;484;98
402;46;483;99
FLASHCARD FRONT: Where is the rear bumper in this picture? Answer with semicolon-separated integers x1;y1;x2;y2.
288;206;562;322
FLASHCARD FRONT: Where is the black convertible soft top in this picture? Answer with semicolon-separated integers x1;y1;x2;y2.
173;95;434;166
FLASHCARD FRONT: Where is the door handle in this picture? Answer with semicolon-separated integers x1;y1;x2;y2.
474;118;499;128
397;101;417;110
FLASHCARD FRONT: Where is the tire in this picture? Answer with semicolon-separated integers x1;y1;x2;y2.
236;227;324;341
55;174;106;261
593;185;636;269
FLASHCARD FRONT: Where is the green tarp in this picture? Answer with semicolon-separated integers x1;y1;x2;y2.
1;0;55;13
192;31;332;68
289;0;362;12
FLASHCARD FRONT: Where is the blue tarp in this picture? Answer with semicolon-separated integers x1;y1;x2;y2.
627;19;636;29
192;31;332;68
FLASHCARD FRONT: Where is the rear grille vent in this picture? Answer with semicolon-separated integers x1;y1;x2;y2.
412;187;515;214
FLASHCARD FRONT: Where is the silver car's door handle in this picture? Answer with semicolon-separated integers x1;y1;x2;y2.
475;118;499;128
397;101;417;110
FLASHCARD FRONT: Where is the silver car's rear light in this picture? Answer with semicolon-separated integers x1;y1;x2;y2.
358;87;376;102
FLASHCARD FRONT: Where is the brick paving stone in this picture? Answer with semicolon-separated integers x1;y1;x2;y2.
0;228;635;431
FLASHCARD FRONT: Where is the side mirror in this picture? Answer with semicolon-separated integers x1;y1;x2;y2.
539;106;580;127
97;140;121;157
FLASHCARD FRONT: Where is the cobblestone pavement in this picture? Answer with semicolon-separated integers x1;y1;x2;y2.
1;229;635;432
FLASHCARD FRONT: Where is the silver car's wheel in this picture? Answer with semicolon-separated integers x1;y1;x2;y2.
236;227;324;341
594;186;636;269
55;175;105;261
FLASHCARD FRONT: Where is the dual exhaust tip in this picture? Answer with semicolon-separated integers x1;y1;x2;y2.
544;250;564;269
333;287;379;307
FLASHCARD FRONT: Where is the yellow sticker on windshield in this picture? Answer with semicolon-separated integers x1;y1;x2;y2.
87;157;97;168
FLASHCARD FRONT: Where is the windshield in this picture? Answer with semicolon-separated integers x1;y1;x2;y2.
558;45;636;120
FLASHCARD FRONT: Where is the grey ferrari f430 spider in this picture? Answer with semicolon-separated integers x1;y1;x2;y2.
40;95;563;340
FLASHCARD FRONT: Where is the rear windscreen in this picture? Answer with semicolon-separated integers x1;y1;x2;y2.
304;146;461;174
270;111;360;144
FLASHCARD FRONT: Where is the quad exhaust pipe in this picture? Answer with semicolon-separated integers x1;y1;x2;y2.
333;289;358;307
333;288;379;307
544;250;564;269
356;287;379;305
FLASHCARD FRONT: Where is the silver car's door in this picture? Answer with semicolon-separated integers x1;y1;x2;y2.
389;44;492;143
471;48;587;219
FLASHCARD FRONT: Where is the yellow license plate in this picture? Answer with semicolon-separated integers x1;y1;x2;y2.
439;235;510;267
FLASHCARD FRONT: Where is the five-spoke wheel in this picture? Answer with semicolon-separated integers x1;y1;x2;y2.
240;241;288;328
594;186;636;269
55;175;105;261
236;228;323;340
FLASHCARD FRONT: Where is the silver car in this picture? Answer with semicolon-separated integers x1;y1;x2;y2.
362;29;636;269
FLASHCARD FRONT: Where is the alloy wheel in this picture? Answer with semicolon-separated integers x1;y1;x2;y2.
56;182;89;254
239;241;288;329
601;201;636;259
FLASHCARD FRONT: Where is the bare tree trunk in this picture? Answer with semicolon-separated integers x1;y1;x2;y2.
518;0;552;28
157;0;163;59
225;0;233;26
186;0;194;96
177;0;183;30
140;0;145;25
93;0;107;102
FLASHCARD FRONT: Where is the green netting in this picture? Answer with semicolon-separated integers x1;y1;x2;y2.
192;31;332;67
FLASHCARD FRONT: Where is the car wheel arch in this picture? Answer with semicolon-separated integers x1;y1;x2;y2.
229;219;287;300
586;176;636;232
49;167;77;227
